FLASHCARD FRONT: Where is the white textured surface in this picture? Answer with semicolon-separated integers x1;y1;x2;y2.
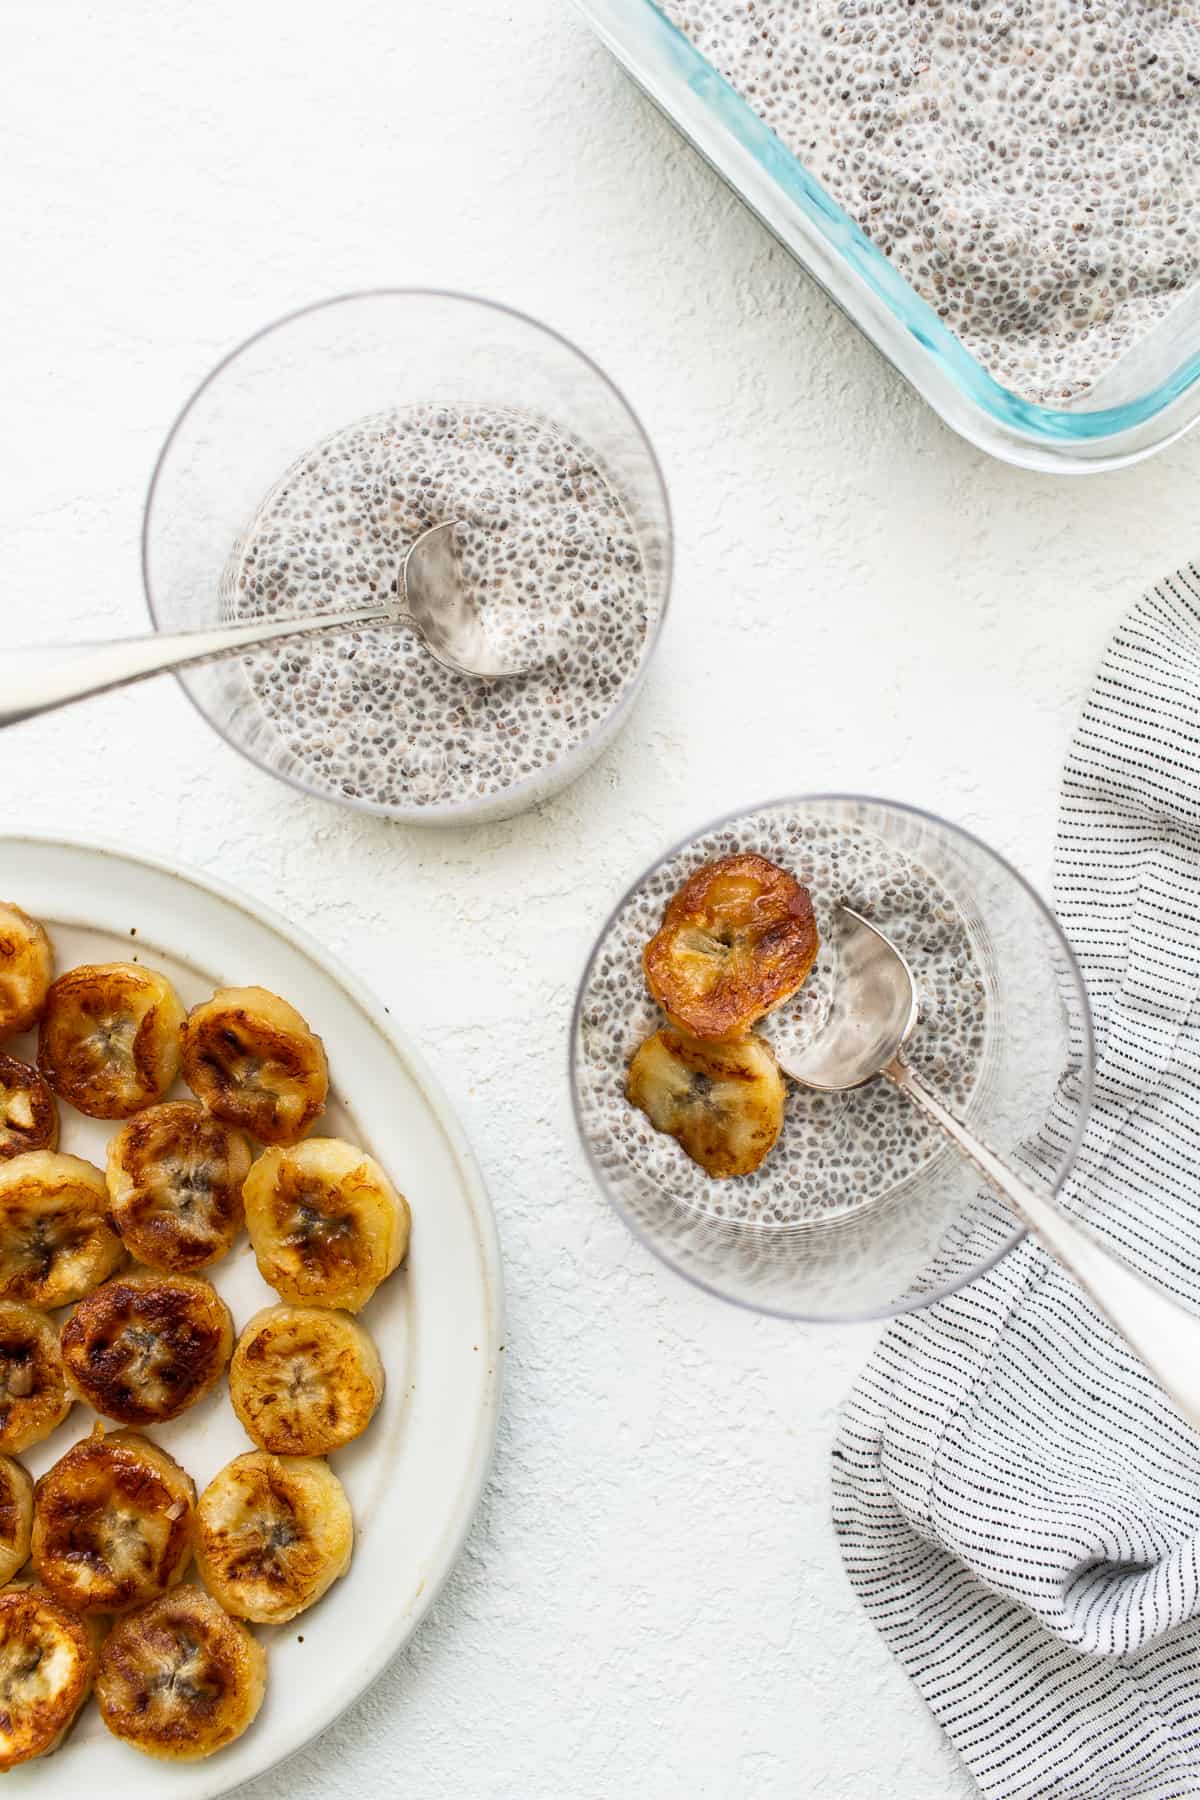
3;3;1200;1795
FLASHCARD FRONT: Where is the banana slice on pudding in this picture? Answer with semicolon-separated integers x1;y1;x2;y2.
106;1100;252;1272
95;1585;266;1762
243;1136;410;1313
0;1056;58;1162
32;1426;195;1615
627;1027;787;1179
0;1301;72;1453
0;1456;33;1584
0;1581;103;1770
230;1303;385;1455
0;1151;125;1308
61;1271;233;1426
181;985;328;1145
643;852;819;1039
38;961;185;1119
195;1449;353;1625
0;905;54;1045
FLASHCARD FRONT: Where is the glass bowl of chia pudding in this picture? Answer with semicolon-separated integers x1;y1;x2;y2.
571;796;1095;1321
578;0;1200;471
143;291;672;823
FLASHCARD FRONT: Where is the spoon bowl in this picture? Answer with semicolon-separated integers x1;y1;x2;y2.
783;906;919;1092
399;520;536;681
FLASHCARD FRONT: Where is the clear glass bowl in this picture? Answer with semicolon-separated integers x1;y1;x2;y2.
143;291;672;824
571;795;1095;1321
577;0;1200;474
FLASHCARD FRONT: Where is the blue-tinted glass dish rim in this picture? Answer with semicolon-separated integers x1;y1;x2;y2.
630;0;1200;447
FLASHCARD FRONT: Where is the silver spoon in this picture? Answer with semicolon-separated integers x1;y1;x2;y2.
781;904;1200;1432
0;520;534;728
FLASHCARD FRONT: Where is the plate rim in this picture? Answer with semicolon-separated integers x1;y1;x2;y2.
0;828;505;1796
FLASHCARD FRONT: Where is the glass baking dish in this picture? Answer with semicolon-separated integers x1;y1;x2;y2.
576;0;1200;473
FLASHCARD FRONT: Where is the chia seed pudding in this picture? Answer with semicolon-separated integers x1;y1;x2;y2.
659;0;1200;404
225;404;653;814
575;805;991;1225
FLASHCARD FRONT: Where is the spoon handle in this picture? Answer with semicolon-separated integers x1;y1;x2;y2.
0;607;399;728
886;1053;1200;1434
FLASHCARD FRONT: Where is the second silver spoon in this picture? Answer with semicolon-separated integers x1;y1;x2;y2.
0;520;535;729
780;905;1200;1434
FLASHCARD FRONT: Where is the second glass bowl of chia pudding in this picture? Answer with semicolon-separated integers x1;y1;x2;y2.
143;291;672;824
571;796;1095;1321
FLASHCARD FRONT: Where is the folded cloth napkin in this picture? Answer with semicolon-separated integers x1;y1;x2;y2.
834;567;1200;1800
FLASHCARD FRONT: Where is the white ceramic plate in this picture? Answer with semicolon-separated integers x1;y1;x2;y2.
0;834;503;1798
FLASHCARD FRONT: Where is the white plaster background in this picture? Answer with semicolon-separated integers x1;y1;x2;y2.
4;2;1199;1794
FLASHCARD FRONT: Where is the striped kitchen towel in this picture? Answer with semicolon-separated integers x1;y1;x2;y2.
833;566;1200;1800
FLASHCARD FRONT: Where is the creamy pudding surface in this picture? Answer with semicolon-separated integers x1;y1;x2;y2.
576;807;991;1226
660;0;1200;404
226;405;651;812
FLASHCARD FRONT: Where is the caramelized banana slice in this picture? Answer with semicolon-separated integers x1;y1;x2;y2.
0;1581;102;1769
181;986;328;1145
0;1456;33;1584
38;961;185;1119
243;1136;410;1313
32;1426;195;1615
230;1303;385;1455
0;1301;72;1453
61;1271;233;1426
0;1151;125;1308
644;852;819;1039
195;1450;353;1625
106;1100;251;1272
96;1584;265;1761
0;1056;57;1162
627;1028;786;1179
0;905;54;1045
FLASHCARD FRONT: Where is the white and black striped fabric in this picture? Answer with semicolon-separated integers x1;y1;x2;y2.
834;568;1200;1800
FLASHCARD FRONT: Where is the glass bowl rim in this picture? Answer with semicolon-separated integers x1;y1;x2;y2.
141;286;675;824
568;789;1097;1324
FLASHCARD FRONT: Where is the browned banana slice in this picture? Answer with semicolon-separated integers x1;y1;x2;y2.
106;1100;251;1272
38;961;185;1119
0;1056;57;1162
195;1450;353;1624
230;1303;385;1455
243;1136;410;1313
0;1456;33;1584
0;1301;72;1452
181;985;328;1145
0;1581;102;1769
627;1028;787;1179
643;852;819;1039
0;1151;125;1308
61;1270;233;1426
0;905;53;1045
32;1426;195;1615
96;1584;266;1761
